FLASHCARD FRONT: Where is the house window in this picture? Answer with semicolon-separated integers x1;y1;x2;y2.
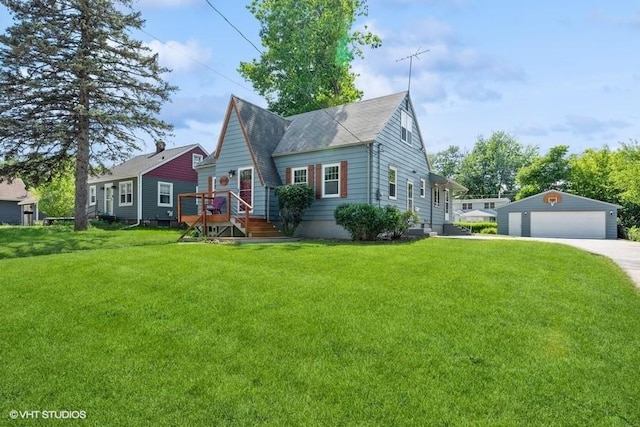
192;153;203;169
158;182;173;207
323;164;340;197
292;167;308;185
420;179;426;198
484;202;495;209
407;181;414;211
445;189;450;220
401;110;413;145
433;187;440;207
89;185;96;206
462;202;473;210
389;166;397;200
119;181;133;206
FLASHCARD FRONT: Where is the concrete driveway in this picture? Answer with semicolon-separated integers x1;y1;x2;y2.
442;235;640;288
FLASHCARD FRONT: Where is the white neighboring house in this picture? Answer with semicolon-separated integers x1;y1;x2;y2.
453;197;510;222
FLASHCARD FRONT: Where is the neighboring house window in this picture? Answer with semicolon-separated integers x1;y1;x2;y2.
158;182;173;207
462;202;473;210
292;167;308;185
389;166;397;199
192;153;203;169
420;179;426;198
401;110;413;145
119;181;133;206
323;164;340;198
484;202;495;209
195;185;200;207
407;181;414;211
89;185;96;206
433;187;440;207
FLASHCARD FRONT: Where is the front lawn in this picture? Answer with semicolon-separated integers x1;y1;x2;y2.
1;236;639;425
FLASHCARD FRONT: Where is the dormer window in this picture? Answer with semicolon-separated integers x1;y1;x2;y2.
401;110;413;145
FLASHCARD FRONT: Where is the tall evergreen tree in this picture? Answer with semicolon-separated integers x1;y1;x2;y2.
0;0;176;230
239;0;381;116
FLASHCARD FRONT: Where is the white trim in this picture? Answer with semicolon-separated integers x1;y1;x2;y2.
292;167;308;185
401;110;413;145
89;185;96;206
407;180;415;211
388;166;397;200
445;189;450;221
192;153;203;169
157;181;173;207
119;180;134;207
103;182;114;215
322;163;340;198
419;179;426;198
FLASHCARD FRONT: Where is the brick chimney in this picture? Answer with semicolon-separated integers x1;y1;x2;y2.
155;140;166;154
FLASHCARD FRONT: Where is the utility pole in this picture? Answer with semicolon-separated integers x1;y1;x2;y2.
396;48;430;92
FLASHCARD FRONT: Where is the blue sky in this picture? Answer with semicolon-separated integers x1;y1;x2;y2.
2;0;639;157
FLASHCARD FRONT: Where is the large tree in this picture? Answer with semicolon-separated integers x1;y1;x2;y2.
515;145;570;200
239;0;381;116
429;145;466;179
457;131;537;198
568;147;618;203
0;0;176;230
611;140;640;205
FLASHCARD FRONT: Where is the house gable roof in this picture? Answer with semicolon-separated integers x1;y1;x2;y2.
0;178;29;201
272;92;408;156
211;96;290;187
89;144;202;183
495;190;622;210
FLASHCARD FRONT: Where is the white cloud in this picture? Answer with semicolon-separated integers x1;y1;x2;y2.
144;39;212;73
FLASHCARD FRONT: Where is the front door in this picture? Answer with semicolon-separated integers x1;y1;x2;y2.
238;167;253;213
444;189;450;221
104;183;114;215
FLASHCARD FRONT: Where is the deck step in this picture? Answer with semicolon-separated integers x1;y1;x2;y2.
236;218;284;238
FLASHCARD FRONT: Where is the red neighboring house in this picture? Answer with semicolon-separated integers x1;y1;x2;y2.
88;142;207;226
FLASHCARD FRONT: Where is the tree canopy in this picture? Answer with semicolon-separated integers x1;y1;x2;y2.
515;145;570;200
429;145;465;179
457;131;537;198
239;0;381;116
0;0;176;230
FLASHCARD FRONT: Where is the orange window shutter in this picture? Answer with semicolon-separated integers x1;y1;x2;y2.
285;167;291;184
308;165;314;187
315;164;322;199
340;160;348;198
207;176;213;195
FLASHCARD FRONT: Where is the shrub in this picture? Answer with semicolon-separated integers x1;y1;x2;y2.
627;226;640;242
335;204;420;241
275;184;314;237
334;203;385;241
455;221;497;234
381;205;419;239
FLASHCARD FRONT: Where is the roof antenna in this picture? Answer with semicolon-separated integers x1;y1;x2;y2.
396;48;430;93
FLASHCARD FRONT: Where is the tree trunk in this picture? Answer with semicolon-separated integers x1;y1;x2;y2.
74;0;90;231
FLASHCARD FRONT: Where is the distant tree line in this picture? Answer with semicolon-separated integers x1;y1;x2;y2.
429;132;640;232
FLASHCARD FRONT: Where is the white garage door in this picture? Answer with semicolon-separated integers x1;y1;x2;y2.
531;211;606;239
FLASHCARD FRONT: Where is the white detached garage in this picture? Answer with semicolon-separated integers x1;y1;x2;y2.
496;190;621;239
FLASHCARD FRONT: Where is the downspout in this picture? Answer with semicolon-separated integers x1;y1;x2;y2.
376;143;382;207
126;173;143;228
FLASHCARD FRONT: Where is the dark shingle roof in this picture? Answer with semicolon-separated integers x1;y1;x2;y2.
89;144;199;182
272;92;408;156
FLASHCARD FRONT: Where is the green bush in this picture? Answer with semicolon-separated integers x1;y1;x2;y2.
275;184;314;236
381;205;419;240
334;203;384;241
455;221;497;234
627;226;640;242
335;204;419;241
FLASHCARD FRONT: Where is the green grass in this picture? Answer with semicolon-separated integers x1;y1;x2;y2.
0;225;181;259
1;230;639;426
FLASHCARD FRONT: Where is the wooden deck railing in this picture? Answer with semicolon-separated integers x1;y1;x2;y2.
177;190;253;239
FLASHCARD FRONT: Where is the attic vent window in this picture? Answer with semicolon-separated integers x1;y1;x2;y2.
192;153;203;169
401;110;413;145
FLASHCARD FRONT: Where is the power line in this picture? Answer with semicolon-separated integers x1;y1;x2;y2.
201;0;366;144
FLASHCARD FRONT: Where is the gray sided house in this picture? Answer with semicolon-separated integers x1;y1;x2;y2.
496;190;621;239
0;178;40;225
194;92;466;239
89;143;207;226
